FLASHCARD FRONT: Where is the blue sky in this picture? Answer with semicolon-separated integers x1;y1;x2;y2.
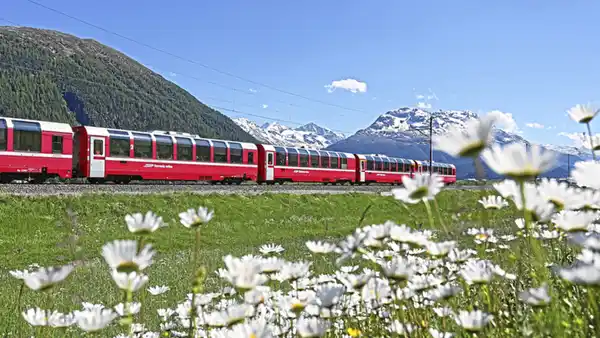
3;0;600;146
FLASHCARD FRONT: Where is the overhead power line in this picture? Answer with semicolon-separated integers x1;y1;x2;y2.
0;61;353;134
24;0;372;115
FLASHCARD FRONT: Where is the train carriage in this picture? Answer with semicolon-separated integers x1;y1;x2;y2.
256;144;356;184
418;160;457;184
72;126;258;184
0;116;73;183
355;154;416;185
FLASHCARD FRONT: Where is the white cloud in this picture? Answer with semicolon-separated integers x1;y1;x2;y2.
487;110;520;134
559;132;590;148
324;78;367;93
416;94;425;100
168;72;177;77
261;104;269;109
249;88;257;93
417;102;432;109
525;122;545;129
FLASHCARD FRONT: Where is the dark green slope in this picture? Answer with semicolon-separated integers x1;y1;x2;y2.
0;26;257;143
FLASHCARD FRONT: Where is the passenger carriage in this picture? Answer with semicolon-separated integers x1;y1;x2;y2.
256;144;356;184
0;116;73;183
354;154;416;185
417;160;457;184
72;126;258;184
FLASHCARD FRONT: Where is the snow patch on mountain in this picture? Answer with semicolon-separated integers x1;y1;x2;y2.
233;118;345;149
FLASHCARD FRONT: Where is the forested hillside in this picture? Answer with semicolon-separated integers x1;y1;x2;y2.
0;26;256;142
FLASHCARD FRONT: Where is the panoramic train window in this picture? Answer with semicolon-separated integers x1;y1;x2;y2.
375;157;383;171
330;153;339;169
132;133;152;158
229;143;243;164
309;150;319;168
108;130;129;157
195;139;211;162
299;149;309;167
155;135;173;160
213;141;227;163
52;135;63;154
175;137;193;161
13;120;41;152
382;158;390;171
366;156;375;171
319;151;330;168
341;155;348;169
275;147;286;166
287;148;299;167
0;120;5;151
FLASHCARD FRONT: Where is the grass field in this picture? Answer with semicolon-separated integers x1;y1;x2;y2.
0;189;590;337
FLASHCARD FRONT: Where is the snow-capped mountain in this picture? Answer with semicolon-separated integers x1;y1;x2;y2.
233;118;345;149
327;107;588;179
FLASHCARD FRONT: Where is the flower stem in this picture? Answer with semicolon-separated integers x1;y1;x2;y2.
188;228;201;337
423;199;435;229
587;122;596;161
432;198;448;234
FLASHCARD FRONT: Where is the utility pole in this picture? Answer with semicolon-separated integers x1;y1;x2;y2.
429;115;433;175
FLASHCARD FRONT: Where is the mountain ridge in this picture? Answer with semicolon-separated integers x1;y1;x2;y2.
233;118;345;149
0;26;256;142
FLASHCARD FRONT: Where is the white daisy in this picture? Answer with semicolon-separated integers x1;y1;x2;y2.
111;271;149;292
48;311;76;327
572;161;600;189
147;285;170;296
518;283;551;306
433;112;497;158
125;211;166;234
556;263;600;285
567;103;599;124
478;195;508;209
259;243;285;255
73;308;117;332
388;320;415;336
178;206;214;228
552;210;599;232
114;302;141;316
536;177;580;210
482;143;557;180
454;310;494;332
305;241;336;254
296;317;330;337
22;308;48;326
392;173;444;204
24;265;74;291
101;240;155;273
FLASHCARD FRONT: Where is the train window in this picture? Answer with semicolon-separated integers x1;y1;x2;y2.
288;148;299;167
341;155;348;169
13;120;41;152
52;135;63;154
309;150;319;168
229;143;243;164
213;141;227;163
175;137;193;161
155;135;173;160
0;119;6;151
299;149;309;167
366;156;375;170
375;158;383;171
382;158;390;171
93;139;104;156
109;137;129;157
319;151;330;168
275;147;286;166
330;153;339;169
267;153;274;165
248;151;255;164
132;133;152;159
195;139;211;162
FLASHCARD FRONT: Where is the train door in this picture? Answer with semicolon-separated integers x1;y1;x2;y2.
89;137;106;178
265;151;274;181
359;159;366;182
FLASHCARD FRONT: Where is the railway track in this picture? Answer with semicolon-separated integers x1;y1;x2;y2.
0;182;492;196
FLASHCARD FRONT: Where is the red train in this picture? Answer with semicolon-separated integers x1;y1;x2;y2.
0;116;457;185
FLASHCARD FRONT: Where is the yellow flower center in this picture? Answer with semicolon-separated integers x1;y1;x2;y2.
250;334;256;338
347;328;362;337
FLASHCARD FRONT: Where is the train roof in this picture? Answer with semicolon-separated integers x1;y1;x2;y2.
416;160;456;168
269;145;355;157
0;116;73;134
77;126;257;150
